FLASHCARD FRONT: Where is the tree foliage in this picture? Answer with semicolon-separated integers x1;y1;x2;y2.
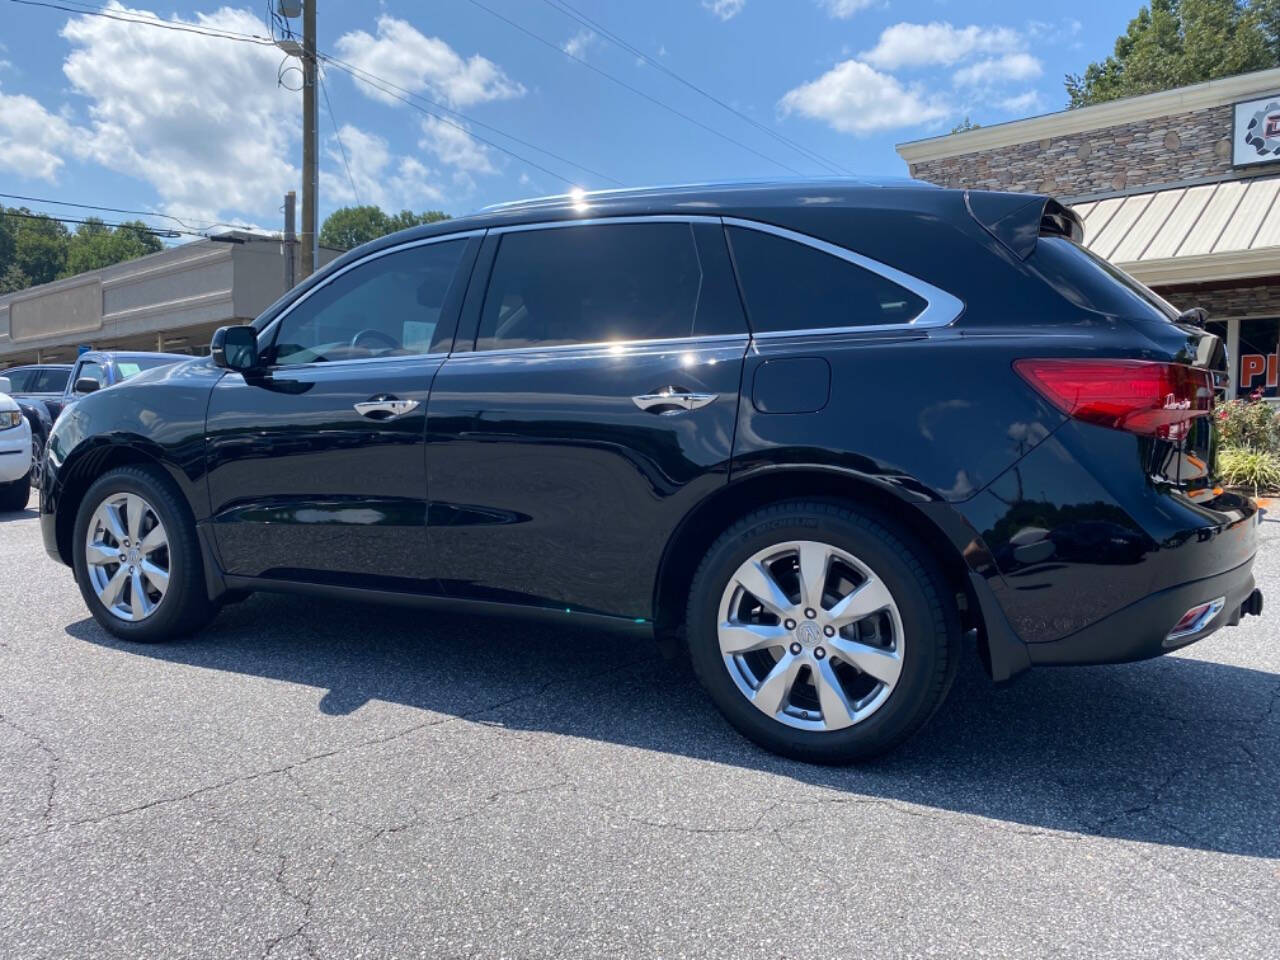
1066;0;1280;108
319;205;451;251
0;209;163;295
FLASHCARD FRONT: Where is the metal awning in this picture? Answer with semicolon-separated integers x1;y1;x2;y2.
1070;175;1280;286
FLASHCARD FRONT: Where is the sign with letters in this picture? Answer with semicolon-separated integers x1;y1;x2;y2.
1234;94;1280;167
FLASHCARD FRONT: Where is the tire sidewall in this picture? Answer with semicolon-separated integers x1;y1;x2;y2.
72;467;195;641
688;505;949;762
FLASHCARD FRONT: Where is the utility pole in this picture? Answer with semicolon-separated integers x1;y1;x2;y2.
283;190;297;291
300;0;318;280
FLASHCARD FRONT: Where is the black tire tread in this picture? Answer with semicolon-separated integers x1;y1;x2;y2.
73;464;215;642
685;497;961;763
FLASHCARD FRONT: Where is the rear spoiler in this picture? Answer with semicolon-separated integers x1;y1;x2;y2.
965;191;1084;260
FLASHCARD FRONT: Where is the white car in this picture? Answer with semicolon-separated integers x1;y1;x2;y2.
0;375;34;512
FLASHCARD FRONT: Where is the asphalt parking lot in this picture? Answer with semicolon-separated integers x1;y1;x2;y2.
1;490;1278;960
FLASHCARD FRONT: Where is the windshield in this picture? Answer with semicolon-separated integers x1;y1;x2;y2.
114;357;182;381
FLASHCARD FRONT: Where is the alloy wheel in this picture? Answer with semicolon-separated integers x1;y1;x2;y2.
84;492;171;622
717;540;905;732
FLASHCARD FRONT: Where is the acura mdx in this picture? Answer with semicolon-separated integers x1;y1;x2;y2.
40;182;1263;762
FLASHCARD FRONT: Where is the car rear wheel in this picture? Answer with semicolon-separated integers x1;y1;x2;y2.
73;465;216;642
686;500;960;763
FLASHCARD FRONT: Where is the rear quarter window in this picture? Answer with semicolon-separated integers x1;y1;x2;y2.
726;226;927;333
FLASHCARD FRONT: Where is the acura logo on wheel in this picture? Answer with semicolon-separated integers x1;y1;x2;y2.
795;621;822;647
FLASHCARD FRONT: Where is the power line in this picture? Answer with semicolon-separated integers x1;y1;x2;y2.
318;51;624;187
0;192;256;233
540;0;852;176
319;66;361;207
13;0;624;189
1;209;186;238
462;0;806;177
317;54;615;188
8;0;277;45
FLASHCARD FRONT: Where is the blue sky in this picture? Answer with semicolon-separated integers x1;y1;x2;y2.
0;0;1137;238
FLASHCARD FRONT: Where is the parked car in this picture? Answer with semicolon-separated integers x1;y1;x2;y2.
0;375;34;512
6;353;186;487
39;182;1263;762
0;363;73;418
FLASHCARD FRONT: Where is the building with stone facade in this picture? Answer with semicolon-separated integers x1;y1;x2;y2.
898;67;1280;399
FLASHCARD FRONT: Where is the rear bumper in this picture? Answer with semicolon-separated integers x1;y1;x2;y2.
1026;555;1260;666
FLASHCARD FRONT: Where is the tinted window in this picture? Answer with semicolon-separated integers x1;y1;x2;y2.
476;223;704;351
1032;236;1178;321
2;369;36;392
32;368;70;392
271;240;466;365
727;226;927;332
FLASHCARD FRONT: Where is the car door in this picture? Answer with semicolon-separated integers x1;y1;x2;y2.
425;217;749;620
205;231;481;588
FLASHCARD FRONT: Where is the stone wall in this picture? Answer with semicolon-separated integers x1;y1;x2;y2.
1161;282;1280;319
910;103;1240;197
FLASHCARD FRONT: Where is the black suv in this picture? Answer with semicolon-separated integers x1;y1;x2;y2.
40;182;1263;762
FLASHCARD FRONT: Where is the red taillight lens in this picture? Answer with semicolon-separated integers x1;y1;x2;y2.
1013;359;1214;438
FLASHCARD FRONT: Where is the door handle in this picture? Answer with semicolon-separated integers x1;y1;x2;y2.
353;396;420;420
631;388;718;414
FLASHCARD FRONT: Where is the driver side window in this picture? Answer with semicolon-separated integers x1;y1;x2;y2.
269;239;467;366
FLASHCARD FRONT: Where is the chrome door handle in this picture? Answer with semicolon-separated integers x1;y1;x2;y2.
353;397;420;420
632;388;718;414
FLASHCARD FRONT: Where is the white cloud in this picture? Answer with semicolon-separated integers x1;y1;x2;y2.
0;85;80;182
953;53;1042;88
562;29;596;59
418;116;497;189
703;0;745;21
818;0;874;18
860;22;1023;70
779;60;948;135
998;90;1045;114
322;124;444;210
59;3;299;223
335;15;524;108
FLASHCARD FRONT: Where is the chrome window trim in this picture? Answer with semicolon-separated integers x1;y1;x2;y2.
256;229;485;355
448;332;749;361
487;214;721;235
721;216;965;336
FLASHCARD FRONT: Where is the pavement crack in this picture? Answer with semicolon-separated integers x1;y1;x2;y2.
0;712;59;828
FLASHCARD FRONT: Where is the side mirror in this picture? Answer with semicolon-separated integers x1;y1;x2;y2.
74;377;101;395
211;325;261;372
0;377;11;395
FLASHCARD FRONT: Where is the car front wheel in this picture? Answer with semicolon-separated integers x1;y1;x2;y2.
686;500;960;763
72;465;215;642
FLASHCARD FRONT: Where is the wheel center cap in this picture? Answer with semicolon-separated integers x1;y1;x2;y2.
795;620;822;648
127;547;140;565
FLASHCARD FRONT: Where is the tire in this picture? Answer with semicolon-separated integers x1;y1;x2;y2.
0;473;30;512
72;465;216;642
29;432;45;489
686;499;960;764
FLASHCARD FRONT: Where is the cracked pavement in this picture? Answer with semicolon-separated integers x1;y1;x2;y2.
2;493;1279;959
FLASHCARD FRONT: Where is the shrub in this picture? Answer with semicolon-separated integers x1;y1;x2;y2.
1215;396;1280;453
1217;447;1280;495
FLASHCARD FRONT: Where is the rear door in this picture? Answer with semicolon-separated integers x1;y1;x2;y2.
205;232;480;588
424;217;748;619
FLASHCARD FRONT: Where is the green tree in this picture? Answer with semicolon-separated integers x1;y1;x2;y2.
319;205;450;251
950;116;982;134
1067;0;1280;108
63;218;162;277
5;209;69;288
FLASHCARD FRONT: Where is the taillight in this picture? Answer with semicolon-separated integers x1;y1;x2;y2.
1013;359;1213;438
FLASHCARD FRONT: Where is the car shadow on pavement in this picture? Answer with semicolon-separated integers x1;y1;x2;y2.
66;590;1280;860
